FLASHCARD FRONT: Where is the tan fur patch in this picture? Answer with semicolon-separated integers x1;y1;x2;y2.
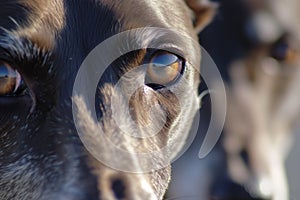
15;0;65;50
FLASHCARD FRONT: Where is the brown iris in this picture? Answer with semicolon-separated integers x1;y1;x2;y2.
145;52;183;88
0;62;22;96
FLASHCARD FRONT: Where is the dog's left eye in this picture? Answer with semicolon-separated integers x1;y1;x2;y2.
145;52;184;89
0;62;26;96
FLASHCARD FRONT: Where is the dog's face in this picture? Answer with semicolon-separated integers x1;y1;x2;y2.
0;0;213;199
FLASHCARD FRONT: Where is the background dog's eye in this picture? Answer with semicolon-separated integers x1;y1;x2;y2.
271;42;298;63
145;52;184;89
0;62;25;96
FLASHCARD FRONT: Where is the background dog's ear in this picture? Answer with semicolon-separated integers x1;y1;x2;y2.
185;0;217;32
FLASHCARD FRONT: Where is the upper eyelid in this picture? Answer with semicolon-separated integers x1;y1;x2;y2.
151;44;185;58
0;33;52;70
142;48;186;66
145;44;186;64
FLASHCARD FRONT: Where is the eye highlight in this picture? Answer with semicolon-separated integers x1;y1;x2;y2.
0;62;25;96
145;51;184;89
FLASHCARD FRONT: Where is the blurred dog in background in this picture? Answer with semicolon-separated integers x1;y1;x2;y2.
168;0;300;200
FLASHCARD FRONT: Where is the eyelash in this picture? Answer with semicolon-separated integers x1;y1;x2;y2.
0;34;52;73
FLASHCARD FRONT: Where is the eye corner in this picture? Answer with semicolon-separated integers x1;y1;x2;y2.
0;61;28;97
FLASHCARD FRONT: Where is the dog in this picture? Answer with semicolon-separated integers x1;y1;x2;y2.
0;0;214;199
168;0;300;200
221;1;300;199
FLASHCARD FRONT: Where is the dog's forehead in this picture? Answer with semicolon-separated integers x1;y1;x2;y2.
101;0;194;32
1;0;195;51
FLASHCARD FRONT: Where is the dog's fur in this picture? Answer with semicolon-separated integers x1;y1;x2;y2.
168;0;300;200
223;2;300;199
0;0;213;199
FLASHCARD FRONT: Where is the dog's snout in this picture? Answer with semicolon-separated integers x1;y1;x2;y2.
211;178;272;200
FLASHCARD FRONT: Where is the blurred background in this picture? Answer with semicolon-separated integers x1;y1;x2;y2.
167;0;300;199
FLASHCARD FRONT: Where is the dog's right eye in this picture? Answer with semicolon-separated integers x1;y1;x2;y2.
145;51;184;89
0;61;26;96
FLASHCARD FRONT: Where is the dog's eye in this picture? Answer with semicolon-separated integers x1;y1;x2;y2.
145;52;184;89
271;42;298;63
0;61;26;96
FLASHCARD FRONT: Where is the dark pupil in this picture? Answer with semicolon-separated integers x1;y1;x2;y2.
152;54;178;67
272;42;289;61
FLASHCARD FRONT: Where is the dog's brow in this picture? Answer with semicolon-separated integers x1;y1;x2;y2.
129;28;196;62
134;29;185;50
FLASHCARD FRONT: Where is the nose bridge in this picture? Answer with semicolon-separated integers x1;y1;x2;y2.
72;84;172;200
